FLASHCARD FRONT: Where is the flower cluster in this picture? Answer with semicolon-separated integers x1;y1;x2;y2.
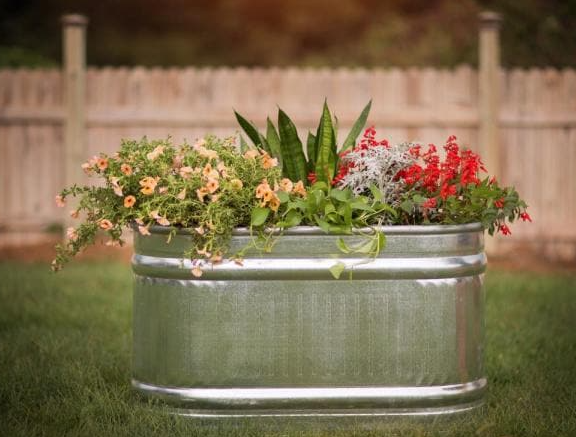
333;128;530;235
52;136;305;274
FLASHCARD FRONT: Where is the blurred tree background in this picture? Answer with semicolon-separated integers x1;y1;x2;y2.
0;0;575;68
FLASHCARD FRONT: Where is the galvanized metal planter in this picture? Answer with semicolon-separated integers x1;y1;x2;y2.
132;224;486;417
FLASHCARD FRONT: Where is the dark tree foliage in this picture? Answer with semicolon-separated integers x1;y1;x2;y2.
0;0;574;67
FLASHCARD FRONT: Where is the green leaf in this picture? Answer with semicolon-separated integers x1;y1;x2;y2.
266;118;282;161
306;132;317;172
369;184;383;202
329;262;346;279
350;201;373;211
314;100;337;184
277;210;302;228
278;109;308;183
412;194;427;205
234;111;262;146
337;237;351;253
250;207;270;227
315;217;331;233
277;190;290;203
324;203;336;215
257;132;272;155
329;188;351;202
341;100;372;151
400;199;414;214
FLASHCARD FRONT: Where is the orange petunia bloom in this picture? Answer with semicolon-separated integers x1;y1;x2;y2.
196;187;209;202
66;227;78;241
139;176;159;195
124;195;136;208
179;166;194;179
96;157;108;171
146;145;165;161
99;219;113;230
140;185;154;195
55;195;66;208
261;152;278;169
191;266;203;277
120;163;133;176
268;194;280;212
292;180;307;197
176;188;187;200
206;178;219;193
69;209;80;219
138;225;151;236
243;150;259;160
255;181;271;199
279;178;293;192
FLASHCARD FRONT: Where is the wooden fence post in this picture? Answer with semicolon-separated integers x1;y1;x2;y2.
61;14;88;228
479;11;502;255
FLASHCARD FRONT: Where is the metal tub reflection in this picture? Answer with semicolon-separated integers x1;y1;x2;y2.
132;224;486;417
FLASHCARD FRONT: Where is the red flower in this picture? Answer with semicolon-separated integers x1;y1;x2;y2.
422;197;437;209
307;172;317;184
440;182;457;200
520;212;532;222
499;224;511;236
398;164;423;185
494;198;505;208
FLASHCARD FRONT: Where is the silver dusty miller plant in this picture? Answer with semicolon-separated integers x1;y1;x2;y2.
335;141;419;207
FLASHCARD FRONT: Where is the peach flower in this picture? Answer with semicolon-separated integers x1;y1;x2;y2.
99;219;113;230
55;195;66;208
124;195;136;208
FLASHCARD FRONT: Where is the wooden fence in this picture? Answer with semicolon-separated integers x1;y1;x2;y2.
1;66;576;258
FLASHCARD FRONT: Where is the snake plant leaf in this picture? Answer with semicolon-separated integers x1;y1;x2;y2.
306;132;317;172
234;110;262;146
341;100;372;152
266;117;282;163
314;100;337;184
257;132;272;155
278;108;308;183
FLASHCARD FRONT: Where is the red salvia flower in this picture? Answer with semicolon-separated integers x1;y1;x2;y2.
520;212;532;222
494;198;505;208
499;224;511;236
440;182;457;200
422;197;437;209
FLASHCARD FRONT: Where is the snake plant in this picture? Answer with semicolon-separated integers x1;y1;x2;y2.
235;100;371;185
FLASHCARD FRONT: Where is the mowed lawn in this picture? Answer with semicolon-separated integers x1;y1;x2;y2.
0;261;575;437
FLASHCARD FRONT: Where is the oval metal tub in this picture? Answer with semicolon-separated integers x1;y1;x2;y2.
132;224;486;417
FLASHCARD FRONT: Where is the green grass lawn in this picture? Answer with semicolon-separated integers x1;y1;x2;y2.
0;261;575;437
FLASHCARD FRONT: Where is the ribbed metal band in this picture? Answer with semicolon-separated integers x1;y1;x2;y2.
132;252;486;280
132;378;487;413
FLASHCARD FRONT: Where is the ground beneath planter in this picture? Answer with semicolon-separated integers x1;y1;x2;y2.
1;231;575;273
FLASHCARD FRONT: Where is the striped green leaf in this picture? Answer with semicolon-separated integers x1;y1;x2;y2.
314;101;337;184
278;109;308;183
266;117;282;163
234;110;262;146
341;100;372;151
306;132;316;172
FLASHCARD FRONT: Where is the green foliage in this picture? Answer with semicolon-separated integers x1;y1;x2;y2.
235;100;372;185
